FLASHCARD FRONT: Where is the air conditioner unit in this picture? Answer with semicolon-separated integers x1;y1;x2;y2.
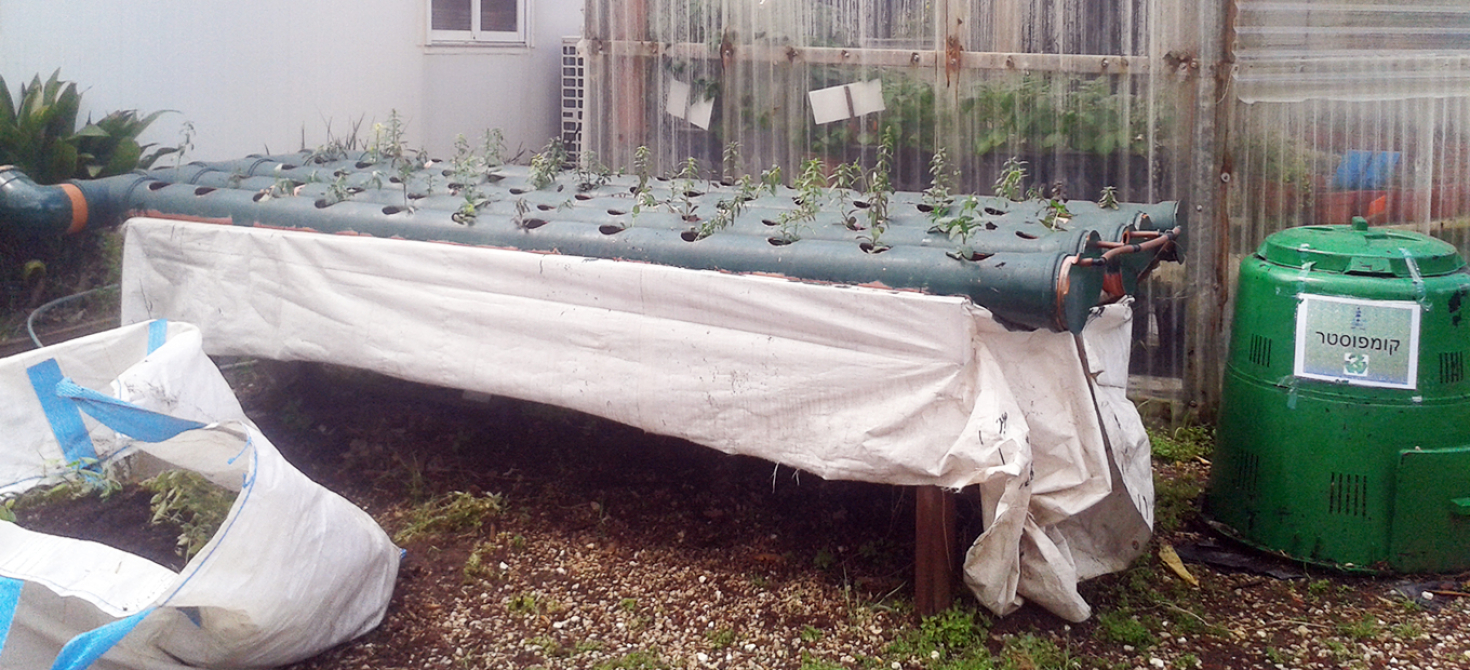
561;37;584;164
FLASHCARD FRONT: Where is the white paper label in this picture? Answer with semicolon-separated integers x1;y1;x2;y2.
1294;293;1420;389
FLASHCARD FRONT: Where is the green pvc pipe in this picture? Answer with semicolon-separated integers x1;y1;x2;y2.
0;159;1181;333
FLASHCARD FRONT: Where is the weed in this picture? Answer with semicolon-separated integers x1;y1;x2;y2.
800;624;824;643
0;497;15;523
463;541;508;583
595;649;667;669
1098;185;1120;210
813;546;836;571
799;652;846;670
1173;653;1201;669
530;635;567;657
1148;425;1214;464
1323;638;1351;659
143;469;235;560
1264;646;1288;665
999;634;1078;670
1307;578;1332;599
393;490;503;544
1391;621;1423;639
1153;472;1202;534
1338;614;1380;640
575;640;604;654
1094;609;1158;649
508;592;540;615
618;597;639;613
706;627;736;648
888;605;990;664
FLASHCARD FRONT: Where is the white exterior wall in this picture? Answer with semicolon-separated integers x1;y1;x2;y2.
0;1;583;162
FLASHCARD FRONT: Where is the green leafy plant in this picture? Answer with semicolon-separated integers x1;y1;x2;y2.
993;157;1027;201
1098;185;1120;210
1041;198;1071;230
858;127;896;252
829;160;864;230
760;165;782;196
365;109;408;167
669;156;702;221
529;137;569;190
721;141;741;183
0;70;177;184
322;171;353;206
143;469;235;560
773;157;826;244
887;605;992;666
923;147;956;223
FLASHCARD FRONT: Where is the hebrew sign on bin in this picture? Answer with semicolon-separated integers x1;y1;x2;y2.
1294;294;1421;389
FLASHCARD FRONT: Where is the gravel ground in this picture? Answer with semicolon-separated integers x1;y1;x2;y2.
219;362;1470;670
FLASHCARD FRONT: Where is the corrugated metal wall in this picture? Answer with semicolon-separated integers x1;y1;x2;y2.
581;0;1470;414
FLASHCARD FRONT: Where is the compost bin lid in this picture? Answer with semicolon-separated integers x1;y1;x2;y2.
1258;218;1466;277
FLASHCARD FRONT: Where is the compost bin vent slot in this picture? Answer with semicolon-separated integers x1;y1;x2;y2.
1328;472;1368;518
1233;452;1260;496
1249;334;1272;368
1440;351;1464;384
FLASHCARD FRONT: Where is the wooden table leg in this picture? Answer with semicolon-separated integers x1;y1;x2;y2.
914;485;956;616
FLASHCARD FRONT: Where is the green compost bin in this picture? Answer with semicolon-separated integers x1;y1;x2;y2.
1207;218;1470;572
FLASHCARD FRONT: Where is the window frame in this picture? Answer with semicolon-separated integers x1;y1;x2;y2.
427;0;531;47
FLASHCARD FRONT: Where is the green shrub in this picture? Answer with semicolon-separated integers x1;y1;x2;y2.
0;70;176;185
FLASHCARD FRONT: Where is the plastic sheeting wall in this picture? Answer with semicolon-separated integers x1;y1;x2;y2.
1229;2;1470;263
581;0;1194;398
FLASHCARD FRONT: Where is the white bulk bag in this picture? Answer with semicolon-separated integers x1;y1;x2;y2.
0;320;400;669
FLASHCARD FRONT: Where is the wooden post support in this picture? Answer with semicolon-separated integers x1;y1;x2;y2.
914;485;957;617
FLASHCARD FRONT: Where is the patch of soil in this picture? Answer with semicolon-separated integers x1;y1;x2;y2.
204;362;1467;670
20;358;1467;669
11;486;188;571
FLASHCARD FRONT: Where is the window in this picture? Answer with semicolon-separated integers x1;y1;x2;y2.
430;0;528;45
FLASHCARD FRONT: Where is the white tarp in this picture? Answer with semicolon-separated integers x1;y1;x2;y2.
119;216;1153;621
0;320;400;669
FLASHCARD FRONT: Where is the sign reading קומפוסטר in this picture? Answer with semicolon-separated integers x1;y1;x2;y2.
1294;293;1421;389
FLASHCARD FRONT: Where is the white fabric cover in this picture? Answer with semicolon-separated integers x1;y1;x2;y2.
0;321;400;668
119;217;1153;621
